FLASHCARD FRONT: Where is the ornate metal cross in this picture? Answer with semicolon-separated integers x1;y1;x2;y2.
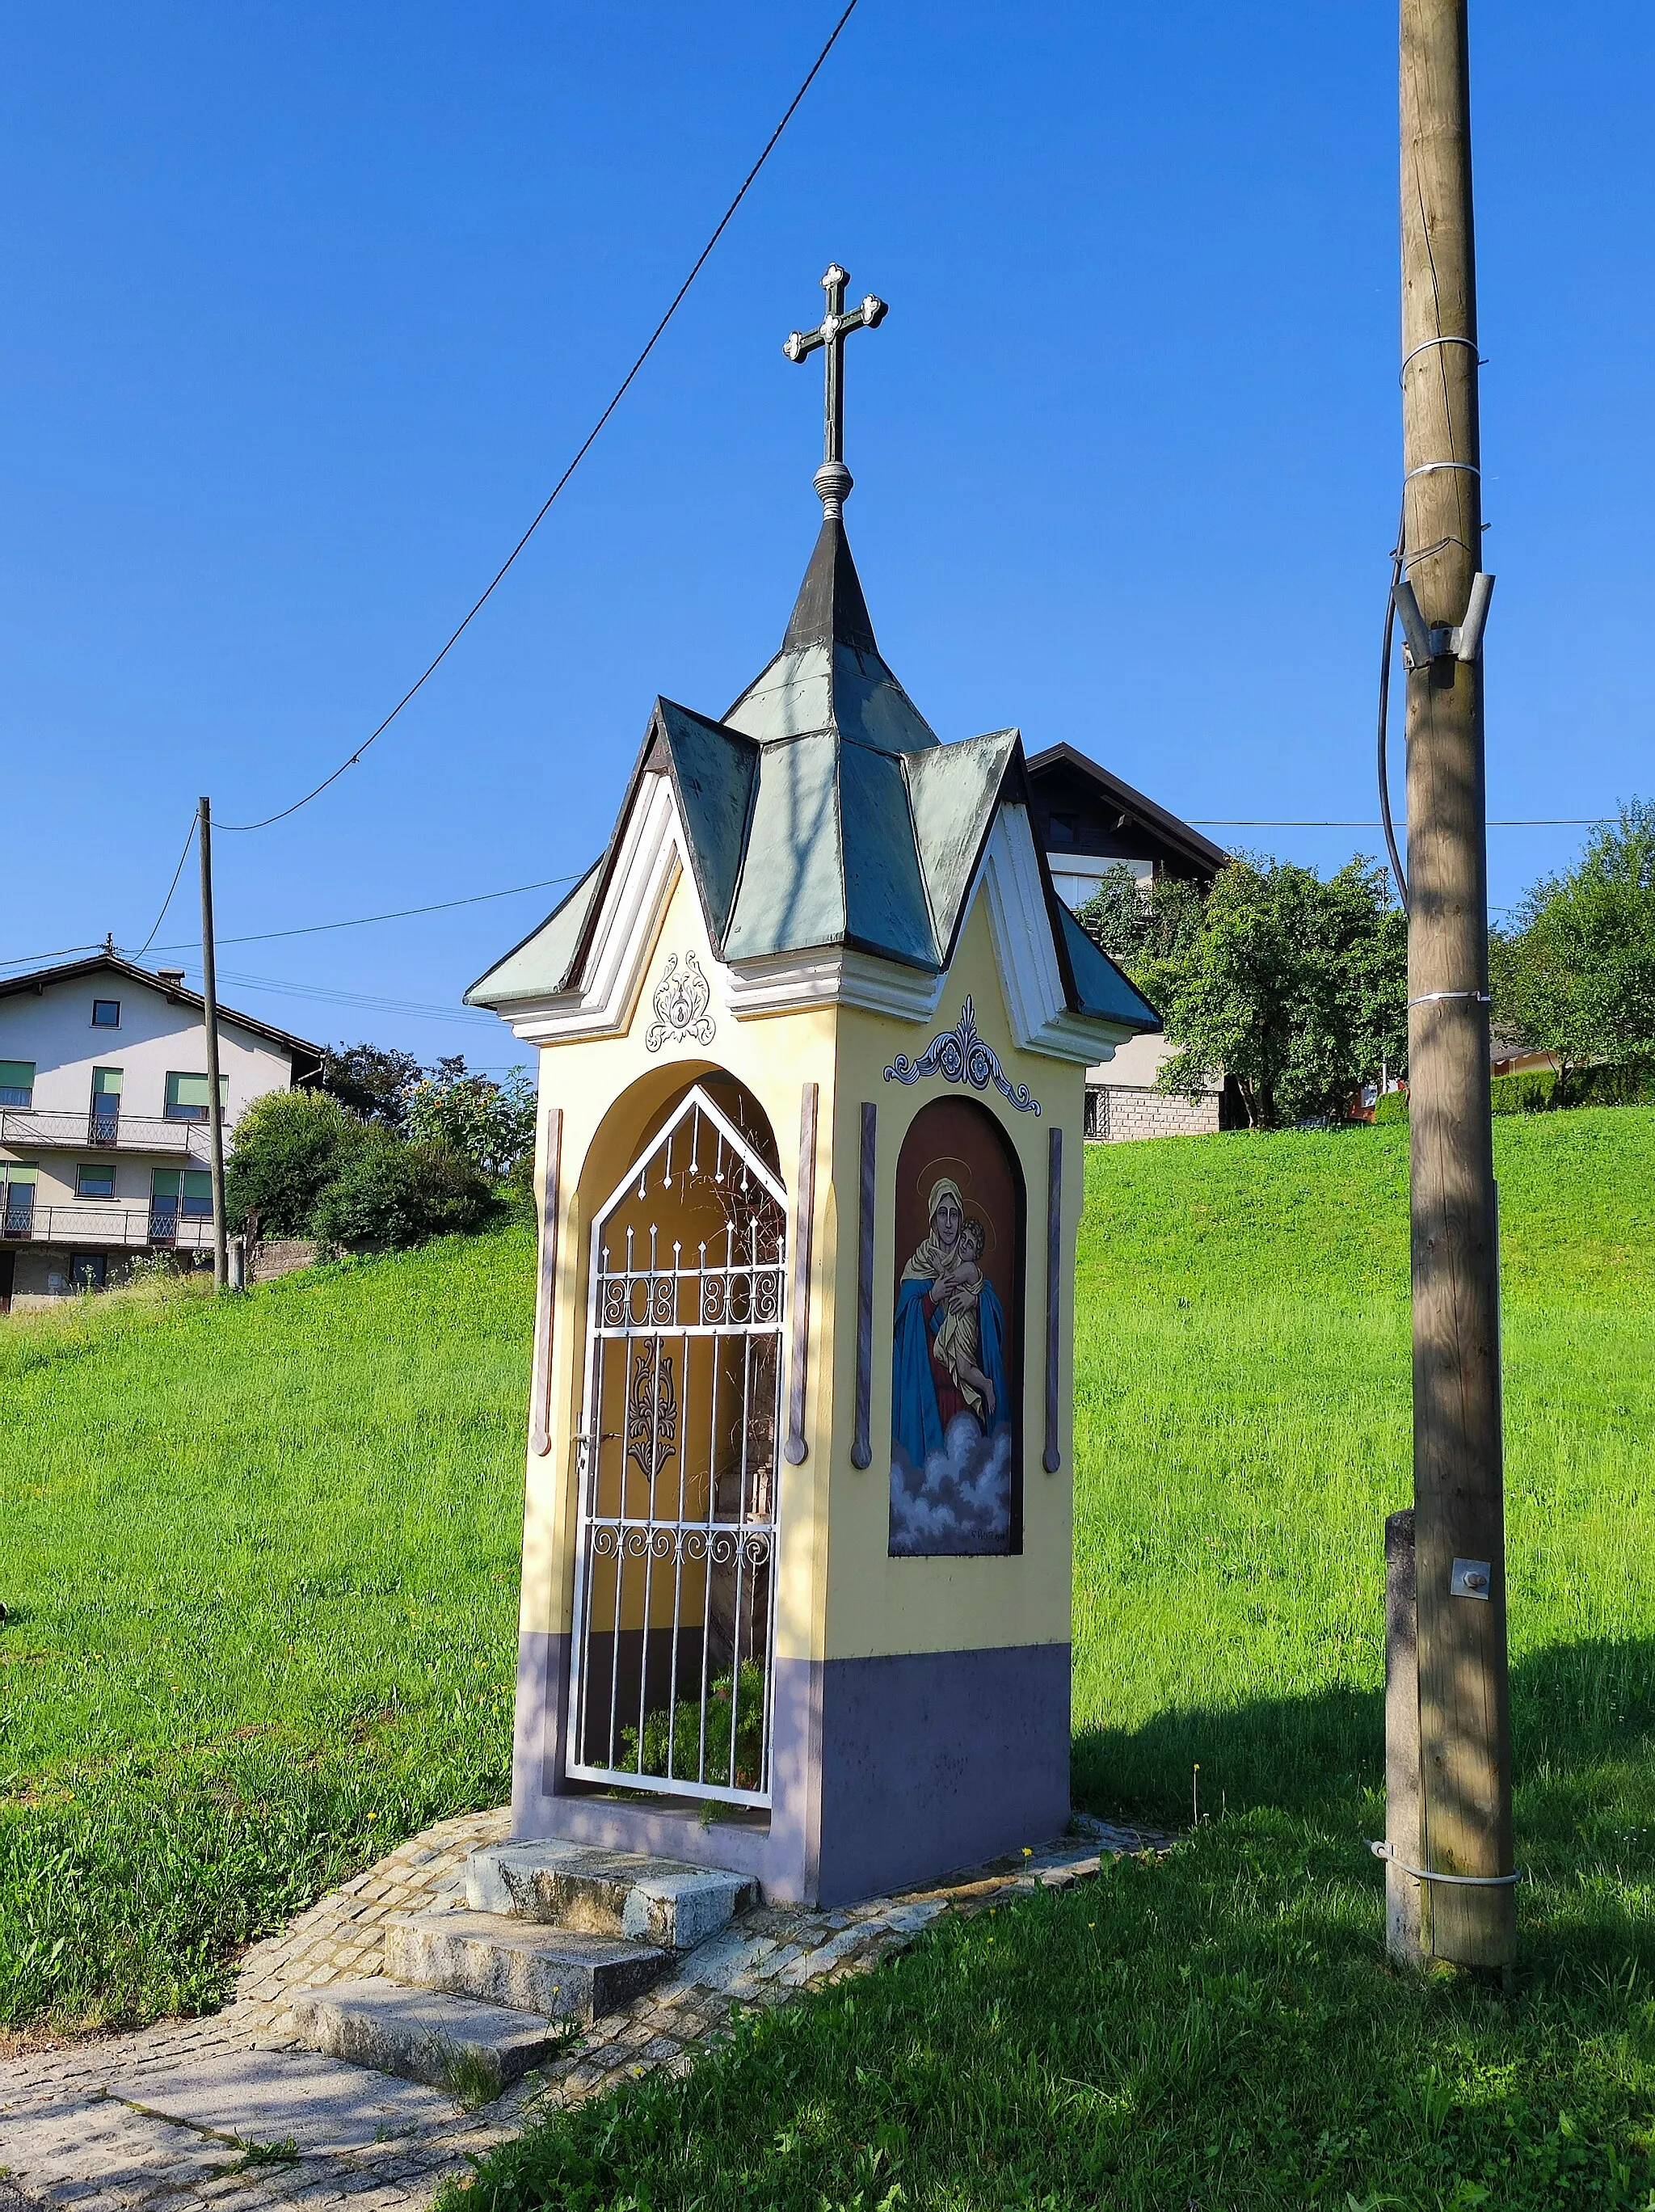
784;263;887;516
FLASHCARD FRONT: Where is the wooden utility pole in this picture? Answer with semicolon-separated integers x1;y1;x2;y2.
1393;0;1514;1967
198;795;230;1291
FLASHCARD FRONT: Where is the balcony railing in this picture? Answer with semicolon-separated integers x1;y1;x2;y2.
0;1108;212;1159
0;1202;213;1250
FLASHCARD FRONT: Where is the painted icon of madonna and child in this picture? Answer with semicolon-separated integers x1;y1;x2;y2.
888;1099;1021;1557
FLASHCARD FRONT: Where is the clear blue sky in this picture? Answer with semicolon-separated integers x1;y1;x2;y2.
3;2;1649;1068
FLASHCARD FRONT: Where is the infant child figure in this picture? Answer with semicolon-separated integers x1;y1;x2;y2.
930;1214;996;1426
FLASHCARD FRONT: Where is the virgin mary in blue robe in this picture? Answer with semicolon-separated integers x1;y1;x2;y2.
891;1175;1010;1493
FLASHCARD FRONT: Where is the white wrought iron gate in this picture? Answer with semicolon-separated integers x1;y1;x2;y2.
566;1084;787;1806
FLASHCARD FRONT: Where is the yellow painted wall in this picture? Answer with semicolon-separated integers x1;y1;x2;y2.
818;895;1083;1662
520;857;840;1687
519;848;1086;1703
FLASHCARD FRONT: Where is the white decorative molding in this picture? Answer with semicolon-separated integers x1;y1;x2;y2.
977;804;1135;1064
723;946;943;1023
495;776;685;1046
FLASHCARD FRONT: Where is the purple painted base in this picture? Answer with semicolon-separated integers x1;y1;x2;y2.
511;1632;1071;1907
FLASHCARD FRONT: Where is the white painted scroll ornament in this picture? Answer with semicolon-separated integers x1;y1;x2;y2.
645;951;716;1052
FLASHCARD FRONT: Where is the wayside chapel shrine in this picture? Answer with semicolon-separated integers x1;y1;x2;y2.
469;266;1159;1904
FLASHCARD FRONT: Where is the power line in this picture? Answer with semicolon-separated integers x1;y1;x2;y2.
1187;817;1607;828
213;968;499;1026
133;867;586;959
217;0;865;837
129;813;198;956
0;941;106;975
159;961;499;1028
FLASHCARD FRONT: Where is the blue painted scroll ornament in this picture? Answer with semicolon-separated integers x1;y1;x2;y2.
882;996;1040;1116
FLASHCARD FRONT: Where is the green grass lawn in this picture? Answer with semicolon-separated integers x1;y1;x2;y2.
5;1110;1654;2208
0;1229;533;2029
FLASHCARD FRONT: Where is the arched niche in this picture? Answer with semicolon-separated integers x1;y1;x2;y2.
888;1095;1025;1558
566;1068;786;1806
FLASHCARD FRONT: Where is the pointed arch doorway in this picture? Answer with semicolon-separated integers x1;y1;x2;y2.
566;1079;787;1808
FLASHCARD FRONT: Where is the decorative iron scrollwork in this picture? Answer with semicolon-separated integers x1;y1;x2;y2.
645;951;716;1052
882;995;1041;1115
587;1521;776;1571
625;1349;678;1477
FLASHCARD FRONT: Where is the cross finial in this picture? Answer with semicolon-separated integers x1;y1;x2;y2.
784;263;887;519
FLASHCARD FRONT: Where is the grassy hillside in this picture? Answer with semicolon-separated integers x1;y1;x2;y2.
1;1229;533;2029
459;1108;1655;2212
5;1110;1654;2206
1072;1108;1655;1825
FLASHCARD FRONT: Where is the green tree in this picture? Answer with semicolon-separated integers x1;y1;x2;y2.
225;1089;360;1237
1143;857;1406;1129
1076;865;1205;971
403;1061;536;1177
1489;800;1655;1102
318;1042;422;1128
310;1128;491;1252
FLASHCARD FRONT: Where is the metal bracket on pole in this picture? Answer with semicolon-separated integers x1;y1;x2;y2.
1395;572;1495;668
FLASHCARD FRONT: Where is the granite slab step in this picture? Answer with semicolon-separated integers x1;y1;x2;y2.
386;1909;670;2021
286;1977;563;2096
466;1840;758;1949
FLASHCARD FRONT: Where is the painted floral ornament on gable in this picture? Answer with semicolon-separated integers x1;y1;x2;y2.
883;995;1040;1114
645;951;716;1052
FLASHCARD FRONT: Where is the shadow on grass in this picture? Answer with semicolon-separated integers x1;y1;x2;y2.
442;1645;1655;2209
1074;1635;1655;1830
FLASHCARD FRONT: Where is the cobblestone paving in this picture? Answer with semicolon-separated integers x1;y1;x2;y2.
0;1811;1163;2210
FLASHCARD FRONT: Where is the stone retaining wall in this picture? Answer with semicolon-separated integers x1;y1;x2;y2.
251;1237;318;1283
1086;1084;1223;1142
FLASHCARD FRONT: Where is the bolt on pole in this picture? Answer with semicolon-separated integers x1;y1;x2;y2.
1393;0;1515;1967
198;795;230;1292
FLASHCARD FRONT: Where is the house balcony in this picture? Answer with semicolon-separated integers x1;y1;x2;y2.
0;1200;213;1251
0;1108;213;1160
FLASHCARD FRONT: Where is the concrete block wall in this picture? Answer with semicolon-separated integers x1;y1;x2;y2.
1086;1084;1222;1142
251;1237;318;1282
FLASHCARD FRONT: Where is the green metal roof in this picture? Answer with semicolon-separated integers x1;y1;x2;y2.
467;516;1160;1041
465;862;604;1005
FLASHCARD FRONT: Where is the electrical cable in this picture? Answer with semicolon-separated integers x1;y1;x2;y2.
0;942;106;974
128;813;199;958
1378;500;1410;913
132;867;586;960
1185;819;1602;830
217;0;865;836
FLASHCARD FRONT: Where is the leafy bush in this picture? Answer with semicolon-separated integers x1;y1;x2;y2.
1371;1065;1655;1124
617;1662;767;1794
403;1063;536;1177
1490;799;1655;1098
225;1089;359;1237
310;1130;491;1252
318;1042;423;1128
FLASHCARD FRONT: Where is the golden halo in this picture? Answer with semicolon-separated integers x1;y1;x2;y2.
908;1155;998;1262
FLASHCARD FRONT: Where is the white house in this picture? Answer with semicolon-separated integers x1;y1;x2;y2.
0;950;321;1310
1025;745;1236;1139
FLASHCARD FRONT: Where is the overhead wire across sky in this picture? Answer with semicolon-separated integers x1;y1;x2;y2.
214;0;865;838
63;1;868;1041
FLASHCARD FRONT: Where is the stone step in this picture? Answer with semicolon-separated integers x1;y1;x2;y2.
466;1840;758;1951
386;1910;670;2023
287;1977;563;2096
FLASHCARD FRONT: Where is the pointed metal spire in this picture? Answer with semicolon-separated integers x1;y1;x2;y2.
784;263;887;519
